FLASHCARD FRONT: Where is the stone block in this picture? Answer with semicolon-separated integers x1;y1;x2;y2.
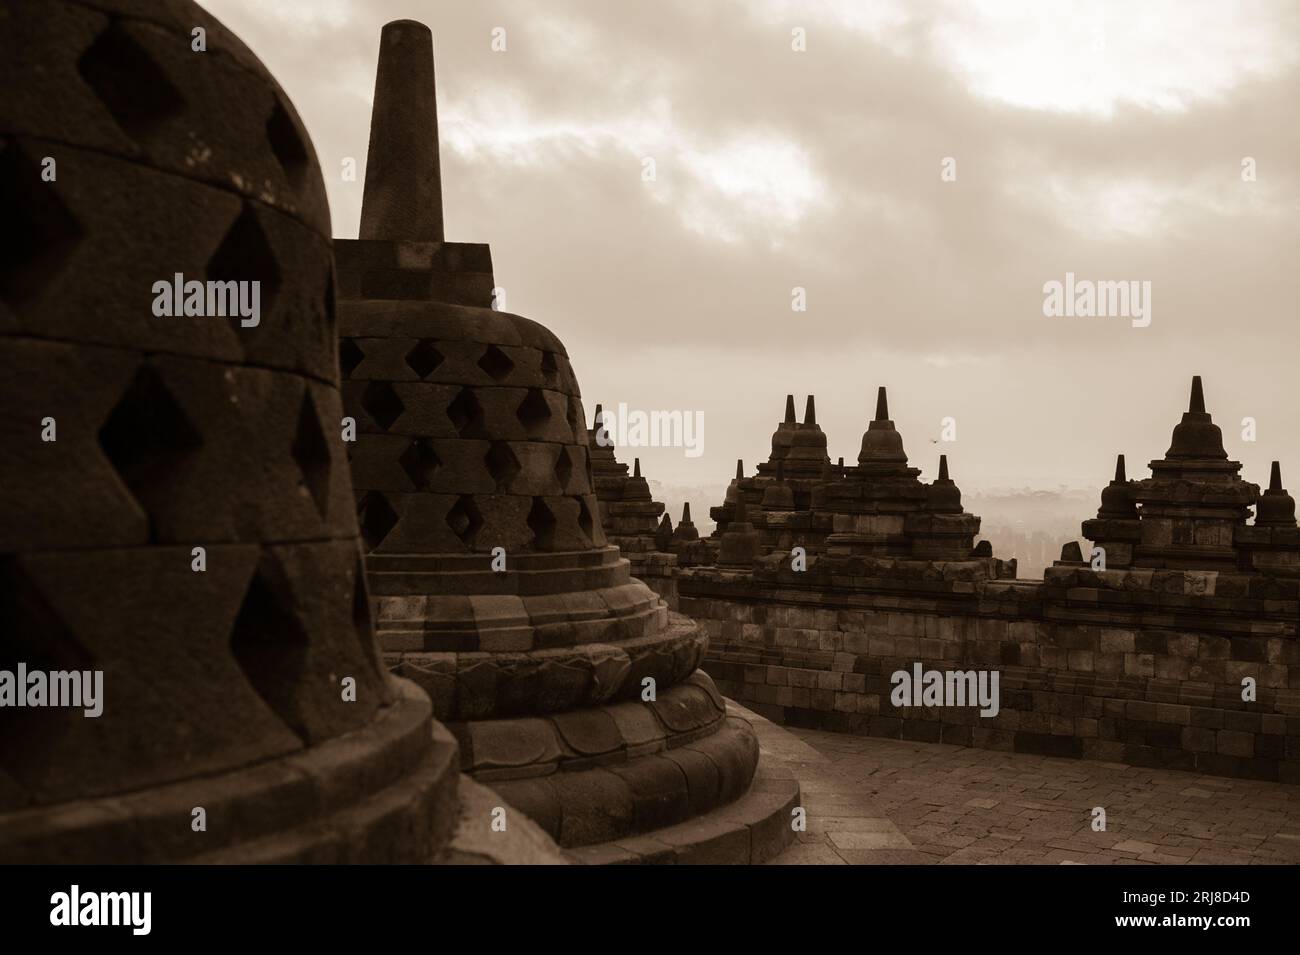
1216;730;1254;758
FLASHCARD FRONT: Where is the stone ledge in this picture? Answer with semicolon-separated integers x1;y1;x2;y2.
389;616;708;721
563;774;799;864
0;680;459;863
563;700;806;864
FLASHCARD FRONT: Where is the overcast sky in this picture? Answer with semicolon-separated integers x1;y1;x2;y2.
204;0;1299;495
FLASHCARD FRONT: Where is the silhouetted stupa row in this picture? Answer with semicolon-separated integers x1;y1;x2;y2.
622;377;1298;783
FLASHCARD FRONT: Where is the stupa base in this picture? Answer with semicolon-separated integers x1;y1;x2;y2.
0;680;459;864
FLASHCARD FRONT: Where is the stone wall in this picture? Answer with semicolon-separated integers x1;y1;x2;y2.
683;558;1300;783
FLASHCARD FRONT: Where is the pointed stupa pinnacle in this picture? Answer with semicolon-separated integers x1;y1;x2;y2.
359;20;444;241
1256;459;1296;526
736;459;744;479
928;453;961;510
783;394;796;424
633;458;641;478
1098;453;1136;518
593;403;604;427
682;502;692;522
860;385;907;467
804;395;817;426
1165;375;1227;460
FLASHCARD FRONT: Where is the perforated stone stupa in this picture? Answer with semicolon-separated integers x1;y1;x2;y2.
0;0;457;862
337;20;796;861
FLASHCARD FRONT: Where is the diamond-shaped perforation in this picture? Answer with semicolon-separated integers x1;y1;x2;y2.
577;495;596;543
0;561;91;750
446;495;483;548
338;338;364;378
405;340;444;379
553;446;574;493
446;387;486;438
399;438;439;491
516;388;552;435
485;441;521;490
0;561;90;673
98;363;201;538
291;389;332;519
566;396;584;443
266;97;309;193
541;350;560;384
357;490;399;550
527;497;557;550
0;142;83;309
77;21;183;144
477;344;514;382
230;562;311;740
206;203;281;322
360;380;405;431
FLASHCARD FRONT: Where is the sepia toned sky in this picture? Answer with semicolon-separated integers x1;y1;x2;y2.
204;0;1299;495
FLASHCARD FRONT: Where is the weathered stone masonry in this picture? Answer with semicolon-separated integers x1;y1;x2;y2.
676;381;1300;783
687;563;1299;782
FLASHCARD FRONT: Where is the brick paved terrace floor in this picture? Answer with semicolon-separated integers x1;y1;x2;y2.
766;725;1300;865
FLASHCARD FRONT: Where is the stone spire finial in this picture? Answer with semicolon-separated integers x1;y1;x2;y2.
634;458;641;478
1096;452;1137;519
804;395;817;426
762;458;795;510
672;500;699;543
655;512;673;550
736;459;744;479
1255;460;1297;527
859;386;909;469
593;403;604;426
927;453;961;511
783;394;796;424
1164;375;1228;461
359;20;444;241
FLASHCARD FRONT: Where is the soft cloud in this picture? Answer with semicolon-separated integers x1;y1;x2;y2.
200;0;1299;493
